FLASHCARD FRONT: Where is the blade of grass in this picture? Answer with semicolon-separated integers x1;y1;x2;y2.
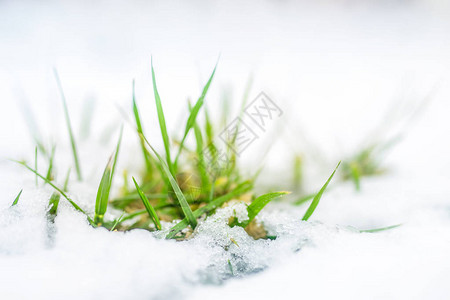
174;62;218;169
132;177;162;230
132;80;153;174
151;59;175;176
140;133;197;228
11;189;23;206
360;224;401;233
166;180;253;239
94;127;123;225
53;69;82;181
94;157;112;224
13;160;92;223
302;161;341;221
48;192;60;218
293;193;315;206
238;191;289;227
110;212;125;231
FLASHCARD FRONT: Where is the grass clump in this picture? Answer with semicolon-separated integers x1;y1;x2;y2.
14;60;400;243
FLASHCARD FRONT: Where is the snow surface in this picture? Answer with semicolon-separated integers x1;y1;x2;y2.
1;1;450;299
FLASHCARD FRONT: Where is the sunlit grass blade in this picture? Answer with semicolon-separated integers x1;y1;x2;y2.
11;189;23;207
132;80;153;174
360;224;402;233
48;192;60;218
174;62;218;168
94;127;123;225
293;193;315;206
13;160;92;222
94;157;112;225
166;180;253;239
151;59;174;176
132;177;161;230
237;191;289;228
140;133;197;228
110;212;125;231
53;69;82;181
302;161;341;221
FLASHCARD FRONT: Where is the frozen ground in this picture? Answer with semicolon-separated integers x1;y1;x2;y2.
1;1;450;299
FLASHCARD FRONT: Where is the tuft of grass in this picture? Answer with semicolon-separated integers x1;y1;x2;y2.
53;69;82;181
94;127;123;225
132;177;162;230
302;162;341;221
14;61;401;245
11;189;23;207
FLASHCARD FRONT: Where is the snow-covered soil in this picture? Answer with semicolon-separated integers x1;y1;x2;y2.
1;1;450;299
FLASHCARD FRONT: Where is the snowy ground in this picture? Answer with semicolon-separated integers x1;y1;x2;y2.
1;1;450;299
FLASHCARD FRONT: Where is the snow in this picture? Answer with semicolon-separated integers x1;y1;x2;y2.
1;0;450;299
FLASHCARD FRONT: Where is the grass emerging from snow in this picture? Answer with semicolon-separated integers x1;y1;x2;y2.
13;62;399;246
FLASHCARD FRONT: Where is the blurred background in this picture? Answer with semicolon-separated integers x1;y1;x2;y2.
1;0;449;194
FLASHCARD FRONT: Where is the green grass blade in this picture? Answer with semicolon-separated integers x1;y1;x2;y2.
141;134;197;228
94;127;123;225
293;193;315;206
94;157;112;224
11;189;23;206
110;212;125;231
110;126;123;185
174;63;217;168
238;191;289;227
132;80;153;174
166;180;253;239
151;59;174;176
132;177;162;230
48;192;60;217
302;161;341;221
53;69;82;181
360;224;401;233
13;161;92;222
